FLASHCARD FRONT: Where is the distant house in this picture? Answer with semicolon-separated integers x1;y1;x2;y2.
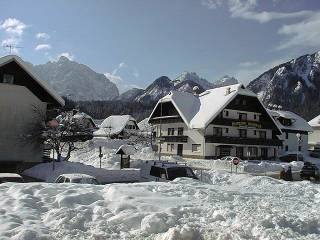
308;115;320;151
94;115;139;138
268;110;312;155
0;55;64;172
148;84;282;159
57;110;96;131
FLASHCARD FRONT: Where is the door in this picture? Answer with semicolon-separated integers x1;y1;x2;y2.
236;147;244;159
177;144;183;156
261;148;268;159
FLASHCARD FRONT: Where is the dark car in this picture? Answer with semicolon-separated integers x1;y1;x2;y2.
279;153;303;162
300;162;320;181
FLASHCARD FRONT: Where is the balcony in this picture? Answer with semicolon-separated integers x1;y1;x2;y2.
159;135;188;143
205;135;282;146
211;117;274;129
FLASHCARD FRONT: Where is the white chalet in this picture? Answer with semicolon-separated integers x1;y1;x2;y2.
268;110;312;155
94;115;139;138
308;115;320;151
148;84;283;159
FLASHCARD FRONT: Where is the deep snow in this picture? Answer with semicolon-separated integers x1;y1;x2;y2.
1;171;320;239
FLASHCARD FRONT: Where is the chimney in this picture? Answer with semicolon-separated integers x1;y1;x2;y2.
193;86;200;96
225;87;231;95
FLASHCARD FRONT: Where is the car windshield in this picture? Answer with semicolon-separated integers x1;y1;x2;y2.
166;167;195;180
71;178;99;184
0;177;23;183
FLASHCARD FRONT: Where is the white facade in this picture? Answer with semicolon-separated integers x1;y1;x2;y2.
268;109;312;156
149;85;282;160
308;115;320;150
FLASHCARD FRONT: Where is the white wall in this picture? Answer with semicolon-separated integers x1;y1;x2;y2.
155;122;204;157
279;132;309;155
0;84;46;163
309;127;320;149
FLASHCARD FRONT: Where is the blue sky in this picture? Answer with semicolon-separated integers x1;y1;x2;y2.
1;0;320;93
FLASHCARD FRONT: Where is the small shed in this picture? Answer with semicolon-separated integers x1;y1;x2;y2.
116;145;136;169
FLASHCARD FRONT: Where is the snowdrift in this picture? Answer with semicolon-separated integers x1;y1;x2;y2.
1;171;320;239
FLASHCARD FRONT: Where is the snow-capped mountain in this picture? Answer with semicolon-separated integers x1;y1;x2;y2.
215;75;238;87
31;56;119;101
135;76;174;103
247;51;320;119
172;71;214;90
118;88;144;101
133;72;238;103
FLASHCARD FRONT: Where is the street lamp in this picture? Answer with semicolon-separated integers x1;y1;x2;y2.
296;133;301;161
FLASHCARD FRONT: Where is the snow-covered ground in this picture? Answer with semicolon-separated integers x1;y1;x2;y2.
1;171;320;239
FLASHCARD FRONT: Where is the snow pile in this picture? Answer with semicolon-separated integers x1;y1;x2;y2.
1;171;320;239
23;161;140;184
241;160;304;173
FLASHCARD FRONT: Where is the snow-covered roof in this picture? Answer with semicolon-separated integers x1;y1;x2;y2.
116;145;136;155
94;115;138;136
268;110;313;132
150;84;274;130
309;115;320;127
138;118;152;132
72;112;96;127
0;55;65;106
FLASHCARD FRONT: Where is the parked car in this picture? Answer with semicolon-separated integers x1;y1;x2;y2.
54;174;99;184
279;153;303;162
0;173;24;183
309;151;320;158
140;161;198;182
221;156;242;163
300;162;320;181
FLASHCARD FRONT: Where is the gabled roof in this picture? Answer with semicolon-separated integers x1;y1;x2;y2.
94;115;138;136
0;55;64;106
149;84;280;131
268;110;313;132
309;115;320;127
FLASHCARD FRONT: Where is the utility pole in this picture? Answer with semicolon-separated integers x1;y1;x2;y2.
158;102;163;161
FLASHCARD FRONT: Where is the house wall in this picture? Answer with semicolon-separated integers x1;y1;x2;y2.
154;122;205;158
309;127;320;150
0;84;46;164
278;132;308;155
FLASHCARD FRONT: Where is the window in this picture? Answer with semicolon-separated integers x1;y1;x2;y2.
213;127;222;136
239;113;247;121
178;127;184;136
248;147;258;156
152;132;156;138
225;110;229;117
225;128;229;134
192;144;201;152
254;114;257;120
235;98;240;105
167;128;175;136
239;129;247;138
285;132;289;139
2;74;14;84
242;99;246;105
285;145;288;151
254;130;257;135
259;131;266;139
298;146;302;151
167;143;174;152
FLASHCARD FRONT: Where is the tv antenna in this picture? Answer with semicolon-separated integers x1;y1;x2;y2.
3;44;22;54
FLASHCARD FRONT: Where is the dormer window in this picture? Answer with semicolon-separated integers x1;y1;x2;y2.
2;74;14;84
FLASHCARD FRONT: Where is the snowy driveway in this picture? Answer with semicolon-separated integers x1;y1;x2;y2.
0;171;319;240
